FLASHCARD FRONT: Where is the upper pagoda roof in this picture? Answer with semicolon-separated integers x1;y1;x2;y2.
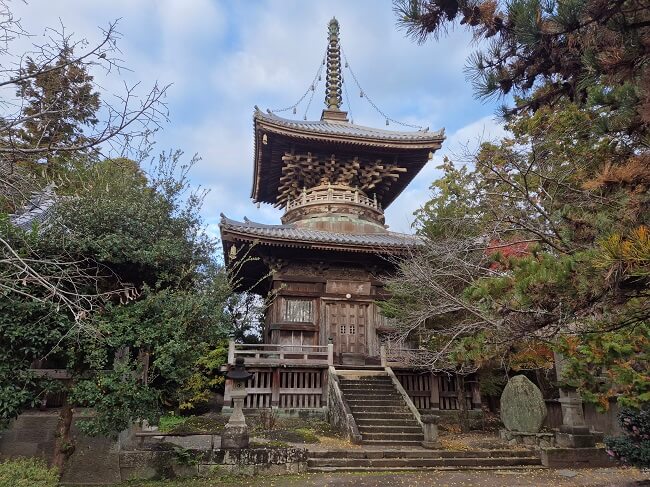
252;109;444;208
254;109;444;147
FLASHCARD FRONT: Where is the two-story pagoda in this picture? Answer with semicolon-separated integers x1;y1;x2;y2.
221;19;481;427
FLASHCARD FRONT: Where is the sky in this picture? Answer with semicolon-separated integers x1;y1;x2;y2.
13;0;507;237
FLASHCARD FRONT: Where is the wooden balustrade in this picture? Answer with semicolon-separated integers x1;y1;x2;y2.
228;341;333;366
285;184;381;212
380;346;479;411
224;366;328;409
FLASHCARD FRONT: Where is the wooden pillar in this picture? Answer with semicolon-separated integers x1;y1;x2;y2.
430;372;440;410
321;368;328;407
380;345;386;367
271;367;280;408
471;379;481;410
327;343;334;365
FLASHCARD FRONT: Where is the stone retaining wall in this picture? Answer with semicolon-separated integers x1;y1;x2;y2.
0;411;308;484
120;446;307;480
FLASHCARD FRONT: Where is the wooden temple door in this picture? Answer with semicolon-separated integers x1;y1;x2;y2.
325;302;369;364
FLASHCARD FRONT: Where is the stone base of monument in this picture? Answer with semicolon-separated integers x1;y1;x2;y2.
555;425;596;448
499;429;555;449
221;424;249;449
540;447;614;468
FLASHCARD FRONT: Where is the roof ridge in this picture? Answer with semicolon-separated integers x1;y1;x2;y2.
220;215;419;241
254;108;445;139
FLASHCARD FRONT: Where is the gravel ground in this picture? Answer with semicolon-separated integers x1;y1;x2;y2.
115;467;648;487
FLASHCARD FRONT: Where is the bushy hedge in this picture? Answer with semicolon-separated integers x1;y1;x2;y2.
0;457;58;487
605;407;650;469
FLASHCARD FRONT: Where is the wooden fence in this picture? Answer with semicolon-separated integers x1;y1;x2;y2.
225;367;327;409
394;370;480;411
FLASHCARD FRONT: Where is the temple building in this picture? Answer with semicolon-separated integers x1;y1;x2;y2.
220;18;481;442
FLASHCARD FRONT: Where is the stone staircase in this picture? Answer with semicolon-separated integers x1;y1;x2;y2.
338;374;424;446
307;449;544;472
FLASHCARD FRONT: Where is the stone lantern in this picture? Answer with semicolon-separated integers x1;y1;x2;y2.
222;357;252;449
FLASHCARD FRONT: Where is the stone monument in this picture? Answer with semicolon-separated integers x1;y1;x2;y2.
221;357;252;449
499;375;554;448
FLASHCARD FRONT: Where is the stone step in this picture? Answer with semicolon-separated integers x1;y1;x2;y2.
308;449;537;459
358;439;425;447
348;405;411;413
357;425;423;434
307;465;546;473
340;379;392;384
361;432;424;441
339;379;392;384
339;387;398;394
346;399;404;406
308;456;541;469
353;412;415;420
356;418;419;426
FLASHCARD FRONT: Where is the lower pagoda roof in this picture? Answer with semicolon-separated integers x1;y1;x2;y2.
220;215;420;259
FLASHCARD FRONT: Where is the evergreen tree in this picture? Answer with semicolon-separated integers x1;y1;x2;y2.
394;0;650;143
15;46;100;174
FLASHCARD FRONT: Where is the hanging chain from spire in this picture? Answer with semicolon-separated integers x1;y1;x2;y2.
269;51;326;115
341;48;426;131
325;17;343;110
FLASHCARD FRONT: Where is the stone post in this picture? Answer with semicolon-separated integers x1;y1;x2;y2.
420;413;440;449
554;352;596;448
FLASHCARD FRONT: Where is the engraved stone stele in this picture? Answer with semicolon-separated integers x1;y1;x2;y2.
500;375;547;433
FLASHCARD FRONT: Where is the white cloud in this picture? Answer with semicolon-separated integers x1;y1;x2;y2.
6;0;507;242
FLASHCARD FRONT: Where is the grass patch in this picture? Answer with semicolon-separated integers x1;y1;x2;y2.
156;414;339;444
0;458;58;487
158;415;187;433
157;415;228;434
249;440;291;448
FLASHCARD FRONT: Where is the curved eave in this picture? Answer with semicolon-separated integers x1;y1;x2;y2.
220;223;419;269
222;228;417;256
254;110;445;150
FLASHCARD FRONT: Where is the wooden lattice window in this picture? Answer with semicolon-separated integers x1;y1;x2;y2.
282;299;313;322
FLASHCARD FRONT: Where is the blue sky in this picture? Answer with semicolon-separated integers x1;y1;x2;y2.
16;0;506;235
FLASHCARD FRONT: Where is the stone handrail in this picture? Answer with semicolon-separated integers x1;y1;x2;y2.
327;366;362;444
385;366;423;429
285;184;381;212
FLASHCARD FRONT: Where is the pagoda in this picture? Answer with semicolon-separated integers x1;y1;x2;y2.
220;20;480;422
221;18;444;363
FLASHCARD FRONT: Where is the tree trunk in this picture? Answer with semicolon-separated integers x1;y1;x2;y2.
456;374;470;433
52;397;75;474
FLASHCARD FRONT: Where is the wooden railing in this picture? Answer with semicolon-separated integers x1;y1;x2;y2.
381;345;430;368
228;341;334;366
224;367;328;409
285;184;381;212
380;346;481;411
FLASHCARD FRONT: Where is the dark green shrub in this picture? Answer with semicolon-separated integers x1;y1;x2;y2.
605;407;650;469
0;457;58;487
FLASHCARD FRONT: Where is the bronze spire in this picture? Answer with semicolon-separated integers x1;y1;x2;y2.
321;17;348;122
